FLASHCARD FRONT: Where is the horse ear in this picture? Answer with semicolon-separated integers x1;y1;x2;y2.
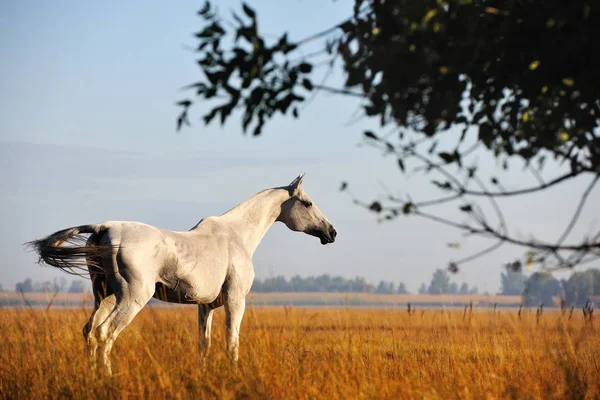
289;173;305;191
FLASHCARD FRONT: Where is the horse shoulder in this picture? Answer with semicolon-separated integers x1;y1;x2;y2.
225;238;254;291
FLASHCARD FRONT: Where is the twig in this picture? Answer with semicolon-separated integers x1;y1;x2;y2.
556;175;599;246
19;289;32;309
294;4;371;46
312;84;366;98
453;240;505;265
413;209;599;253
46;290;60;312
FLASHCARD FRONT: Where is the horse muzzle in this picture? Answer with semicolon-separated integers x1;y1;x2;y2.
306;226;336;245
318;226;337;245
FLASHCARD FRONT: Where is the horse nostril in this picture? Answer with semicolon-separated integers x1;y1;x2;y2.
330;227;337;239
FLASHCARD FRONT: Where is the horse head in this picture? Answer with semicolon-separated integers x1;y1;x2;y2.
277;173;337;245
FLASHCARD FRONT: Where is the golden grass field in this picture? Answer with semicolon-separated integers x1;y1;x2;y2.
0;306;598;400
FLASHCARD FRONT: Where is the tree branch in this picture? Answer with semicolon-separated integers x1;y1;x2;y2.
292;2;372;47
408;148;592;198
414;209;600;253
453;240;505;265
556;174;599;246
312;84;367;98
356;136;600;270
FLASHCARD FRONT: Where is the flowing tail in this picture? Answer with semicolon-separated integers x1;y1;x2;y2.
25;224;115;276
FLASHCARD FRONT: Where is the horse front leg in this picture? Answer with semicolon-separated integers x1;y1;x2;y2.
224;297;245;364
197;304;214;368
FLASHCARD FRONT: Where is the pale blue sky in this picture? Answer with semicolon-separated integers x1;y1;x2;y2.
1;1;597;293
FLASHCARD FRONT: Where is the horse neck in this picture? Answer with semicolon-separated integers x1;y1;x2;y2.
220;188;289;255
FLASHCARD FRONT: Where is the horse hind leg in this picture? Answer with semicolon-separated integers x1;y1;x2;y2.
197;304;215;368
85;296;116;361
82;274;115;365
92;242;154;375
95;286;153;375
82;242;114;365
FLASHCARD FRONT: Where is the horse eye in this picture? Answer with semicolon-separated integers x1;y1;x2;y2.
301;200;312;208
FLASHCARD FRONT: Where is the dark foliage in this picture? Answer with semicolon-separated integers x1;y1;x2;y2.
178;1;600;271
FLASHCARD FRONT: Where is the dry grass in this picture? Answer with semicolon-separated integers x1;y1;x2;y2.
0;306;598;399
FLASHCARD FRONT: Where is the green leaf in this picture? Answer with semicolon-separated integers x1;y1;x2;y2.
459;204;473;212
369;201;383;213
195;27;216;39
428;141;438;154
203;108;219;124
198;1;211;16
448;263;459;273
298;63;313;73
397;158;405;172
339;21;354;33
346;69;363;86
302;78;313;91
402;202;414;214
432;180;452;190
438;152;455;163
242;109;253;133
176;111;189;131
364;131;378;140
242;3;256;19
453;150;462;168
509;260;522;272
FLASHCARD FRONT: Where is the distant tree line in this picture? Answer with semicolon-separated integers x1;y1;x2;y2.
415;266;600;308
477;265;600;307
8;267;599;307
252;267;600;308
522;268;600;307
253;271;476;295
417;269;478;295
14;278;88;293
252;274;410;294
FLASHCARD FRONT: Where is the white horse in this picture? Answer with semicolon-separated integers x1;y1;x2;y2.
27;173;336;374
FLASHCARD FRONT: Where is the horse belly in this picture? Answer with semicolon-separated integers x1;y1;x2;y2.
154;268;226;305
153;282;226;308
